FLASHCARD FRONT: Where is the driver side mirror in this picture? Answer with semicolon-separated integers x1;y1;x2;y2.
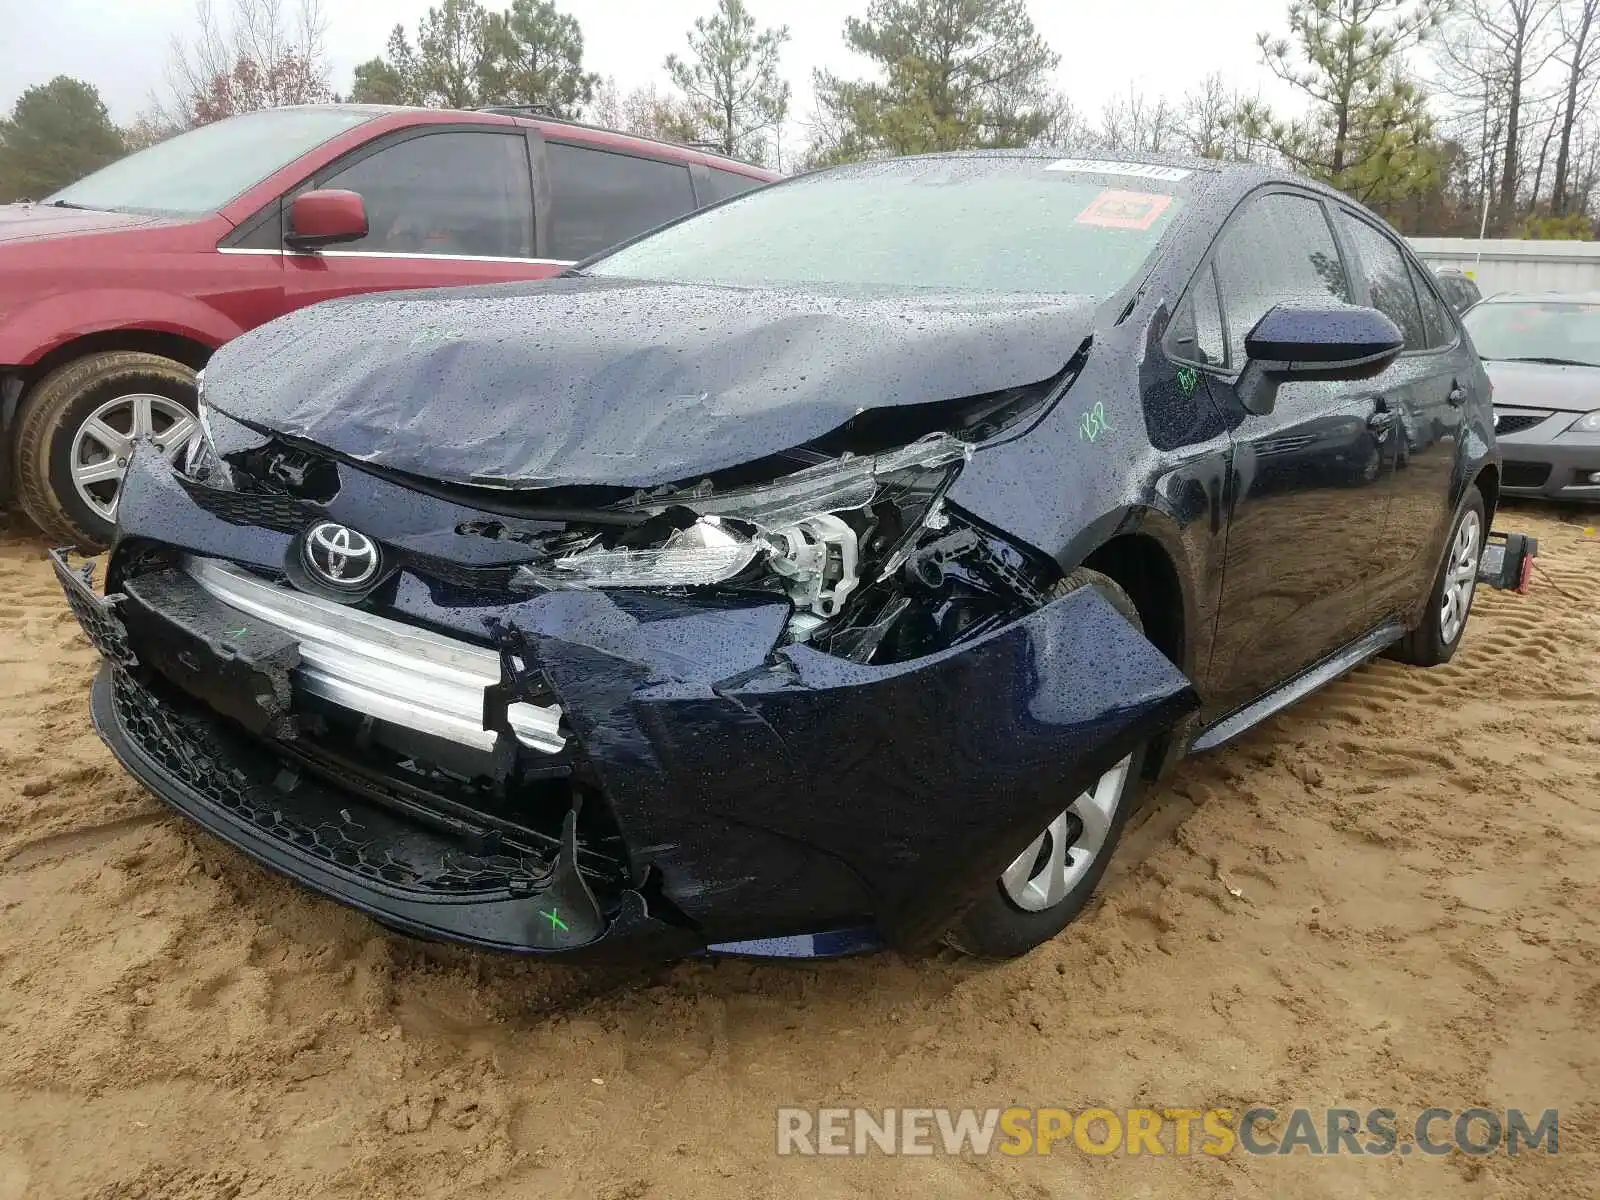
287;189;368;250
1238;303;1404;415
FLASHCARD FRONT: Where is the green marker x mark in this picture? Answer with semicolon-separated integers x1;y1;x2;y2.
541;908;568;932
226;625;250;640
1176;365;1199;396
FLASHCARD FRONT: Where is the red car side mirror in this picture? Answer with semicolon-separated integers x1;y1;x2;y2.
287;189;369;249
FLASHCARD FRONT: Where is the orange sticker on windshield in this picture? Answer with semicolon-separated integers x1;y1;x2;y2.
1076;190;1174;230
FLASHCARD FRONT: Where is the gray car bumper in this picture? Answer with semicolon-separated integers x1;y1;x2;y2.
1496;409;1600;501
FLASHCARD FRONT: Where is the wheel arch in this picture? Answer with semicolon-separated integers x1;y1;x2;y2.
1079;532;1189;679
1059;508;1208;781
1473;462;1500;526
20;328;215;387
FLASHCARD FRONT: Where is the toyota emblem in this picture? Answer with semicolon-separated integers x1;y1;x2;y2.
302;522;381;588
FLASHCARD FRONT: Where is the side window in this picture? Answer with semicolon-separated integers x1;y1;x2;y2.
1168;263;1226;367
545;142;697;259
701;168;765;205
1408;261;1456;349
1213;192;1351;367
316;132;533;258
1335;212;1426;351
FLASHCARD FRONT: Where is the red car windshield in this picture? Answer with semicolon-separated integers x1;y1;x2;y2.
46;107;378;219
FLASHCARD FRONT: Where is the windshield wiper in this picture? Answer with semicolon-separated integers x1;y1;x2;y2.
1493;355;1599;368
46;200;95;210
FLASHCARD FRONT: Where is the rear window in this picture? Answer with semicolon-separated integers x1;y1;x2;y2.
545;141;698;260
47;107;378;218
586;156;1189;298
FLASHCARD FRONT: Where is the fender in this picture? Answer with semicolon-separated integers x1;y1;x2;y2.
0;288;240;368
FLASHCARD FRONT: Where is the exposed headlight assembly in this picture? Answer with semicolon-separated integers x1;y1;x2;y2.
527;516;763;589
180;376;232;488
512;433;970;627
1569;410;1600;433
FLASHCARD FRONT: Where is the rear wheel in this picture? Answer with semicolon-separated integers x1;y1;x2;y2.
13;352;200;550
1389;486;1486;667
946;569;1149;960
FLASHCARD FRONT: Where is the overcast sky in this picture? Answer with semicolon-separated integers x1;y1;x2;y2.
2;0;1302;141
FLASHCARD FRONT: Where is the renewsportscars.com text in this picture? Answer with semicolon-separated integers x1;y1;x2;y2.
775;1106;1559;1157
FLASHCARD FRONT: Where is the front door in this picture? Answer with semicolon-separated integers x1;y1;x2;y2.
1332;209;1475;620
1193;190;1403;719
282;128;564;309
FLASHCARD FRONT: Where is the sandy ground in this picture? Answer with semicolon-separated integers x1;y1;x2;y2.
0;505;1597;1199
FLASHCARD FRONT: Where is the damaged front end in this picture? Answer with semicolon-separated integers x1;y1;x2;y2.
504;432;1026;663
60;415;1196;960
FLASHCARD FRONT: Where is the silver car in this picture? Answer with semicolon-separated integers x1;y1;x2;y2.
1463;293;1600;502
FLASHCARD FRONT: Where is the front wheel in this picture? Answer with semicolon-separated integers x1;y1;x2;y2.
1389;486;1486;667
946;569;1149;960
12;351;201;550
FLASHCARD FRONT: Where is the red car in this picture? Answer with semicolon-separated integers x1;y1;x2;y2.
0;104;775;547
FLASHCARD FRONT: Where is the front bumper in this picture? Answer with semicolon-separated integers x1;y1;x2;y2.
1495;410;1600;501
58;449;1198;960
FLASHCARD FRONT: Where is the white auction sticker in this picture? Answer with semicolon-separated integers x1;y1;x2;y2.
1045;158;1192;181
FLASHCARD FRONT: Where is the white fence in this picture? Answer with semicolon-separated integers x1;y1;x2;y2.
1408;237;1600;297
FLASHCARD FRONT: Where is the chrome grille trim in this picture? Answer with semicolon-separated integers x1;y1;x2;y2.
182;556;565;754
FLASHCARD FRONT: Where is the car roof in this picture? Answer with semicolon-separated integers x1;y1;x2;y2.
262;103;777;179
1476;291;1600;304
824;147;1358;208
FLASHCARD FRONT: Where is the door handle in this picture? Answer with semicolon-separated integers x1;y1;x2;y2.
1447;380;1466;406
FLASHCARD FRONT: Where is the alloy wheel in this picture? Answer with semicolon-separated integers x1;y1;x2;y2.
70;393;200;522
1438;509;1482;646
1001;756;1134;912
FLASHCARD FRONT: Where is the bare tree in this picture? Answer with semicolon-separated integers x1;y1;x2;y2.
1552;0;1600;212
1175;72;1275;161
1031;92;1093;148
1096;87;1180;153
159;0;332;128
1436;0;1561;230
588;76;706;145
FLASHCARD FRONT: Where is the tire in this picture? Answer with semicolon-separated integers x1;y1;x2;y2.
12;352;200;550
1389;485;1486;668
946;568;1150;960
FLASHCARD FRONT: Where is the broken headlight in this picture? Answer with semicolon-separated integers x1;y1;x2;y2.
524;515;762;589
180;379;233;489
512;433;969;627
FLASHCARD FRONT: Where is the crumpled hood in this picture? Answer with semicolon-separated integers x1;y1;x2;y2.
1485;359;1600;414
0;202;172;244
203;275;1095;488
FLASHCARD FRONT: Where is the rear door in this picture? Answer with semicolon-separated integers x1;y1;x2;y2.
1196;189;1402;718
541;139;700;261
1332;210;1475;621
284;126;560;308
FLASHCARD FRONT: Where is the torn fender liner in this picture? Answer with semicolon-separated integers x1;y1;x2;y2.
514;585;1198;949
202;277;1094;488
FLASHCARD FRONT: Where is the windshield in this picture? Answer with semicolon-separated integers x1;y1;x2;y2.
46;107;379;218
1464;299;1600;368
586;156;1190;297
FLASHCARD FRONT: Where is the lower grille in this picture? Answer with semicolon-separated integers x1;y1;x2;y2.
110;667;567;894
53;556;136;667
1502;461;1553;489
